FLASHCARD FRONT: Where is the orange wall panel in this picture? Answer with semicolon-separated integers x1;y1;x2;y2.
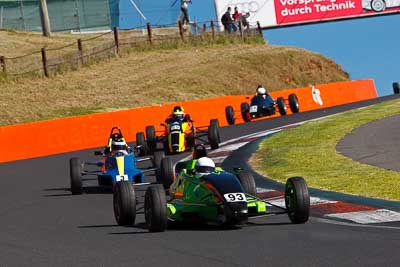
0;80;377;163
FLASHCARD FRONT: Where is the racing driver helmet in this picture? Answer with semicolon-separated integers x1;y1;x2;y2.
192;144;208;159
256;85;267;95
111;138;127;153
172;106;185;121
195;157;215;177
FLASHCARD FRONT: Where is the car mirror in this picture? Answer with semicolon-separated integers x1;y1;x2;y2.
94;151;103;156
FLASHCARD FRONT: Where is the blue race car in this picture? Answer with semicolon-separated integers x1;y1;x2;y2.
69;127;174;195
225;93;300;125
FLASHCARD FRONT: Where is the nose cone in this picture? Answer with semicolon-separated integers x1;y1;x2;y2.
224;202;248;225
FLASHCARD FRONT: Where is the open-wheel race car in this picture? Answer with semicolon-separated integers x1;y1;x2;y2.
225;90;300;125
113;154;310;232
135;106;221;155
69;127;174;195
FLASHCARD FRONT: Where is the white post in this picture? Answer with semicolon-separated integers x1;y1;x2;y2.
0;7;3;29
19;0;26;30
39;0;51;36
213;0;223;32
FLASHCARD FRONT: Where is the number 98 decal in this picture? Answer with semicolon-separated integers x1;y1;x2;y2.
223;193;246;202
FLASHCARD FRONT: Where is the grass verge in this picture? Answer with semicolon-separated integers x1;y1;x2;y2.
251;98;400;201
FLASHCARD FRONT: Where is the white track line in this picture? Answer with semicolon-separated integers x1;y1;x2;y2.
326;209;400;224
265;196;337;208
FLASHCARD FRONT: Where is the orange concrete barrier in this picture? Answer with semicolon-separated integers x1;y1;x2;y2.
0;79;377;163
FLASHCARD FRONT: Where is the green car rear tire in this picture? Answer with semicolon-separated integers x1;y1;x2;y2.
236;171;257;196
145;184;167;232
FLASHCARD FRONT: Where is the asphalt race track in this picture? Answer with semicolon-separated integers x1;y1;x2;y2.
1;95;400;266
337;114;400;172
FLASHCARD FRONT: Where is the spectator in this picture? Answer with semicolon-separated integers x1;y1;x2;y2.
237;12;251;31
221;7;237;33
180;0;192;25
232;6;242;21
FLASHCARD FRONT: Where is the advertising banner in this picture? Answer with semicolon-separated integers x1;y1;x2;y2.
214;0;400;29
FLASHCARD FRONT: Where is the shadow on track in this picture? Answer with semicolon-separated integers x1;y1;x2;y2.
43;186;112;197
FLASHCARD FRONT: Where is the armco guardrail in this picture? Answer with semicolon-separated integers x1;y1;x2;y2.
0;80;377;163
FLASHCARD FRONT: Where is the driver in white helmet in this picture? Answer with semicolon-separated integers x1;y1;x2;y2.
194;157;216;178
255;85;274;106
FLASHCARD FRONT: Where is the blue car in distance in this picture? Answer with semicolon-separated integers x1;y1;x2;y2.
69;127;173;195
225;93;300;125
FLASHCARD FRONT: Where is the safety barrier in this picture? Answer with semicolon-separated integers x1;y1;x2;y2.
0;79;377;163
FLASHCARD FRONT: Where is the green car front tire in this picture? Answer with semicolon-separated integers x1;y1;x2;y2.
285;177;310;224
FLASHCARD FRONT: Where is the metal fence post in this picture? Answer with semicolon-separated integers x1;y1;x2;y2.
178;20;184;42
210;20;215;40
0;56;6;73
19;0;26;30
146;22;153;45
41;48;49;77
113;27;119;55
77;39;84;65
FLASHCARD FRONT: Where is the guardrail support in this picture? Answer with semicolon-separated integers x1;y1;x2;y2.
77;39;84;65
0;56;6;73
257;21;262;36
41;48;49;77
393;82;400;94
146;22;153;45
178;20;184;42
210;20;215;40
113;27;120;55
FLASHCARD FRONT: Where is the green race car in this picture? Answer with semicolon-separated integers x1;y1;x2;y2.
113;153;310;232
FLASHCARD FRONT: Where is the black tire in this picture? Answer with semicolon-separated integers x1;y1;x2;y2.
288;93;300;113
208;121;220;149
186;129;196;148
136;132;147;156
113;181;136;226
371;0;386;12
145;184;167;232
70;157;83;195
277;97;287;116
285;177;310;224
236;171;257;196
240;102;251;122
225;106;235;125
210;119;221;142
156;157;174;189
146;125;157;152
152;150;165;170
393;82;400;94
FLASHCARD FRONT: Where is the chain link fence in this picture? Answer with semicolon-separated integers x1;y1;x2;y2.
0;0;183;32
0;0;111;32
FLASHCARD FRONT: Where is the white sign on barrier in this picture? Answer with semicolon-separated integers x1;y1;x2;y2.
214;0;277;30
214;0;400;29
